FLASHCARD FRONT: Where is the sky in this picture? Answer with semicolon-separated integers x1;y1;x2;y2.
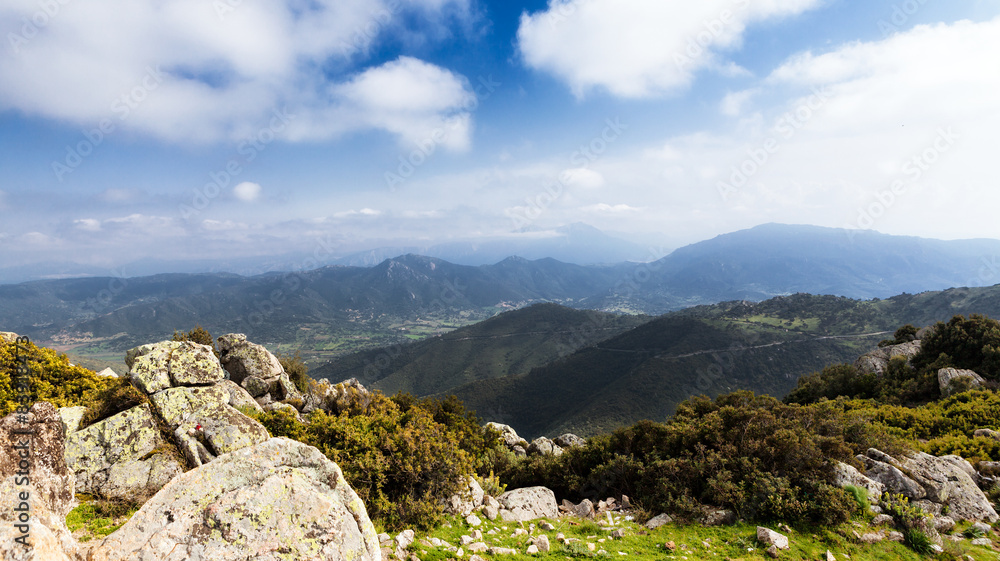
1;0;999;279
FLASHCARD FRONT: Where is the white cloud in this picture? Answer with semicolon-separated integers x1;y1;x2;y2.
582;203;643;214
559;168;605;189
517;0;822;98
720;88;759;116
334;208;383;218
0;0;475;146
233;182;262;202
74;218;102;232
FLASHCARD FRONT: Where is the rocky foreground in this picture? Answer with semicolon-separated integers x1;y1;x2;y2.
0;332;998;559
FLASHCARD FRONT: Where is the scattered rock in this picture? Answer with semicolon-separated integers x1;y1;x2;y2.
702;509;737;526
824;550;836;561
447;476;485;516
756;527;789;550
84;438;381;561
532;535;551;553
970;537;993;547
871;514;894;526
855;340;921;376
645;513;672;529
482;495;500;521
497;486;559;522
466;514;483;527
765;545;779;558
571;498;596;519
489;547;517;555
858;533;883;544
486;422;523;448
526;544;539;555
933;516;956;533
396;529;416;550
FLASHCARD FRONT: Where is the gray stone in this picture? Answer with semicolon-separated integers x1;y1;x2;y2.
571;498;596;519
872;514;894;526
532;535;550;553
855;340;921;376
482;495;500;521
486;422;524;449
702;509;737;526
58;405;88;434
129;340;225;393
933;516;955;533
645;513;673;529
216;333;284;384
64;404;181;500
84;438;381;561
938;368;986;396
242;375;271;398
553;433;586;448
498;486;559;522
832;460;885;498
756;527;789;550
446;476;485;516
0;402;79;561
974;428;1000;441
528;436;563;457
215;379;264;415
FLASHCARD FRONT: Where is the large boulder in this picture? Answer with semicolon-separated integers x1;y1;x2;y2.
150;386;269;468
0;331;21;343
128;340;225;393
486;422;524;449
527;437;563;457
0;402;78;561
855;340;921;376
215;379;264;415
938;368;987;396
553;433;586;448
860;449;998;522
84;438;381;561
497;487;559;522
216;333;284;384
446;476;486;516
832;460;885;499
64;404;183;501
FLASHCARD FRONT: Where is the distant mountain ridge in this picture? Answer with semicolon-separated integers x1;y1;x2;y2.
3;223;1000;360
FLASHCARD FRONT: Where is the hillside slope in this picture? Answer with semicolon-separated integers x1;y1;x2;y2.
312;303;650;396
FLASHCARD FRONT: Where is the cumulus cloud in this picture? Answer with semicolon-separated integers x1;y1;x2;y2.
233;182;262;202
0;0;475;146
517;0;822;98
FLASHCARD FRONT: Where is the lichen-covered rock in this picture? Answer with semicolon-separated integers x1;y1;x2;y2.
58;405;88;434
84;438;381;561
446;476;485;516
974;428;1000;442
855;340;921;376
217;333;283;384
498;487;558;522
860;449;998;522
553;433;586;448
528;437;563;457
832;460;885;499
756;527;789;550
241;374;271;397
215;379;264;415
0;402;78;561
486;422;524;449
125;343;157;369
938;368;986;396
149;385;228;426
128;341;225;394
65;404;181;500
150;386;269;468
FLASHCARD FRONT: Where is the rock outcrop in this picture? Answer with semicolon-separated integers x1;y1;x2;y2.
0;403;78;561
497;486;559;522
857;448;998;522
84;437;381;561
64;403;183;501
854;340;921;376
217;333;303;406
938;368;987;396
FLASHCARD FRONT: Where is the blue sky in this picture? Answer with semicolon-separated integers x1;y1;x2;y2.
1;0;999;278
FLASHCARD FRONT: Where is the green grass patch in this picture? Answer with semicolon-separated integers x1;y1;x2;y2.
66;496;140;542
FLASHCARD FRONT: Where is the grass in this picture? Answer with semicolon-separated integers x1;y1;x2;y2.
405;514;1000;561
65;496;141;542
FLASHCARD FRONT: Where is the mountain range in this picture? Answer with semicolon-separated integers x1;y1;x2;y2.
2;223;1000;371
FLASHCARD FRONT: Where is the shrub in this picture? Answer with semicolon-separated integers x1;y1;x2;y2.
277;351;310;394
79;377;151;429
843;484;871;514
172;325;214;348
496;391;866;526
0;339;117;415
912;314;1000;381
251;391;502;530
904;527;934;555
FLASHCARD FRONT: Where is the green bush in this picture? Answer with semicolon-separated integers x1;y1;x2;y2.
912;314;1000;381
79;377;151;429
0;339;117;415
496;391;872;526
277;351;310;394
251;391;502;530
